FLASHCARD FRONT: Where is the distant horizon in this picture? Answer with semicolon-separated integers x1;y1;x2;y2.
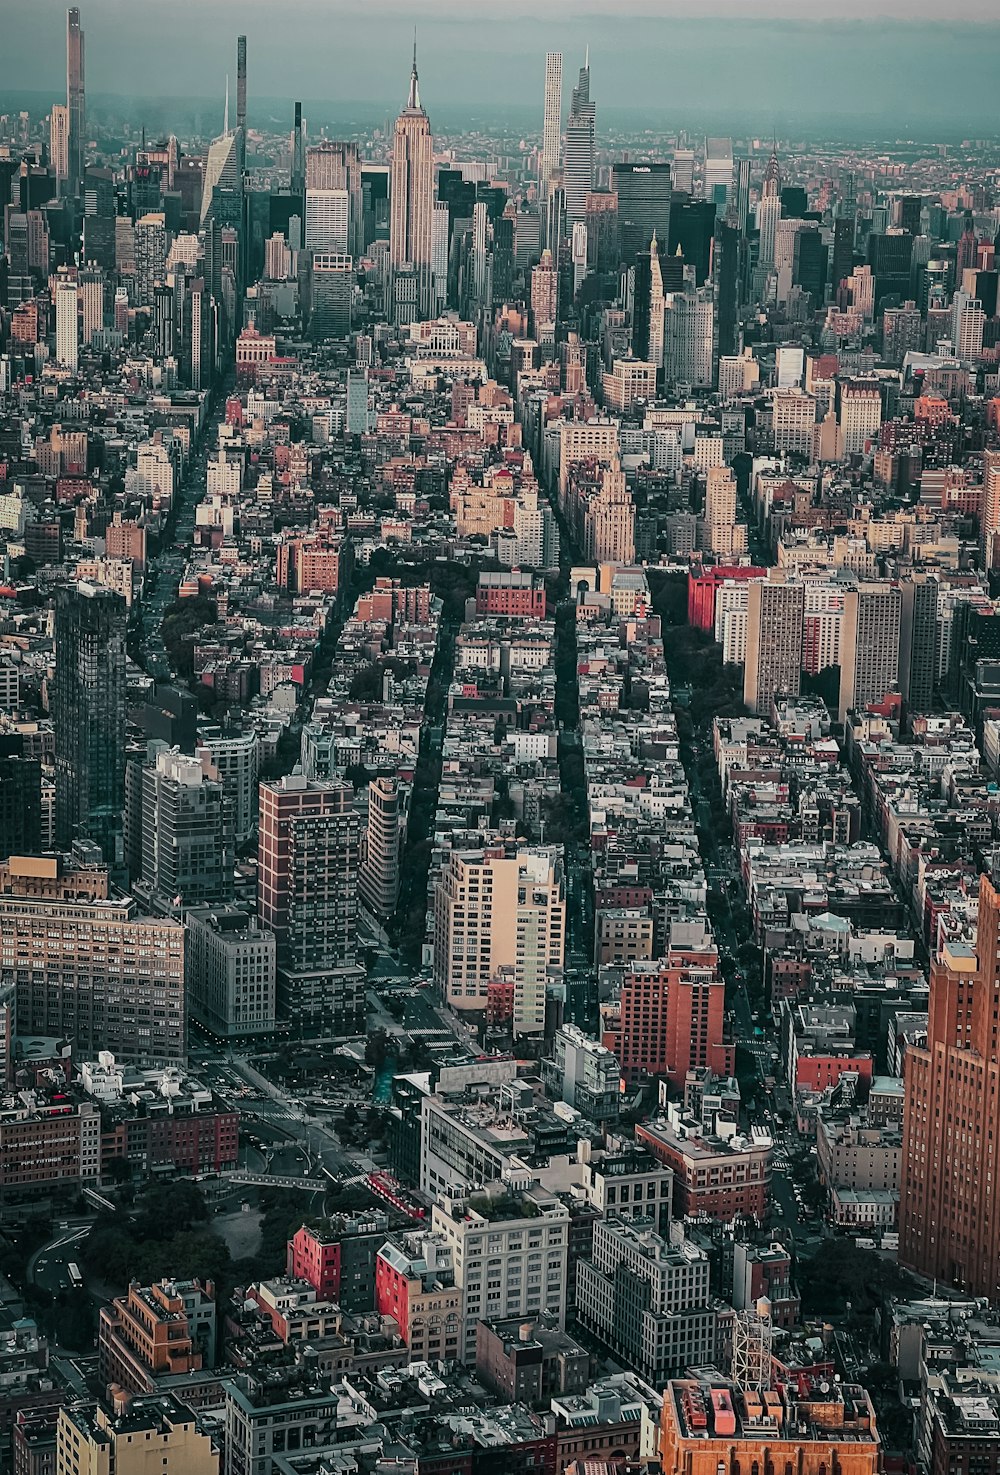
2;6;1000;136
3;86;1000;150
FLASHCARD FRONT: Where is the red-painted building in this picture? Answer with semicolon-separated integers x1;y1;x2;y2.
286;1213;390;1311
793;1052;873;1093
687;566;765;632
287;1224;340;1302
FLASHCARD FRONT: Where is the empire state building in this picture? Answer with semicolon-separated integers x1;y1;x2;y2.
390;43;435;321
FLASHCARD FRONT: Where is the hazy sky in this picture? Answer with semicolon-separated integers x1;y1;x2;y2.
3;0;1000;133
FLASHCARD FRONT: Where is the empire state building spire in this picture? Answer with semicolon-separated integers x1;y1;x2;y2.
407;31;421;111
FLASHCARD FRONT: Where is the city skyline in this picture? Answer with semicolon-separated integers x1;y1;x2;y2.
3;7;1000;134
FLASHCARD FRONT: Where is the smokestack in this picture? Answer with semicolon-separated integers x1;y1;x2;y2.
236;34;247;173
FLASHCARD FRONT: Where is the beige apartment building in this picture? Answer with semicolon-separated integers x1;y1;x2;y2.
432;844;565;1036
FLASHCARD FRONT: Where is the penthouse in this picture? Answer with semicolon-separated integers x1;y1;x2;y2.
660;1374;880;1475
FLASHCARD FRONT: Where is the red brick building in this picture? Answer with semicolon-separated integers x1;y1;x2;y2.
637;1112;771;1222
901;873;1000;1298
613;951;733;1089
476;571;547;619
687;566;765;631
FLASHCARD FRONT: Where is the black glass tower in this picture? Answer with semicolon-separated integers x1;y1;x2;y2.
53;584;127;867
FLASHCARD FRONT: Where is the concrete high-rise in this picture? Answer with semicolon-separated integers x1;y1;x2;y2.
55;276;78;371
306;142;363;256
305;189;350;253
530;247;558;335
663;286;715;387
897;574;938;715
53;583;126;867
50;104;70;192
702;466;745;559
310;252;353;340
79;266;103;345
839;381;882;456
0;854;185;1062
837;583;901;723
258;775;363;1037
134;212;168;306
646;231;665;369
563;54;595;226
359;776;404;919
433;844;565;1037
541;52;562;200
196;722;260;846
981;451;1000;570
390;43;435;320
139;748;234;911
743;578;804;715
66;7;85;198
704;137;733;204
901;871;1000;1300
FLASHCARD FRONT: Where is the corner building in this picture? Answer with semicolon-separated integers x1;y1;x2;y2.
900;871;1000;1298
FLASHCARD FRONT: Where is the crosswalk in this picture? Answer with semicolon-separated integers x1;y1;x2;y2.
772;1151;791;1170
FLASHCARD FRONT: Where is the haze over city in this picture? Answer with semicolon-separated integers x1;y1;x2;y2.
3;2;1000;133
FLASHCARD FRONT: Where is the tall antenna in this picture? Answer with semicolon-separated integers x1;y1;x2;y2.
223;74;229;135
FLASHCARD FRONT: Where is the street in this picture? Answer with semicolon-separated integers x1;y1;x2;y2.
28;1221;92;1295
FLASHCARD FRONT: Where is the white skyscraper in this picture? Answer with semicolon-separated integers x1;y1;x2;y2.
571;220;588;295
647;230;665;370
951;291;986;361
704;137;733;204
50;104;70;191
55;278;79;372
431;200;449;313
79;268;103;346
672;148;695;194
541;52;563;198
305;189;350;253
664;287;714;387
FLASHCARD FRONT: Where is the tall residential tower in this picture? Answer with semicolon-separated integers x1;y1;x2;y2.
66;7;85;197
541;52;562;199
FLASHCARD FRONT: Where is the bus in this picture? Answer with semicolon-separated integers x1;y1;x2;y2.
67;1263;83;1289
